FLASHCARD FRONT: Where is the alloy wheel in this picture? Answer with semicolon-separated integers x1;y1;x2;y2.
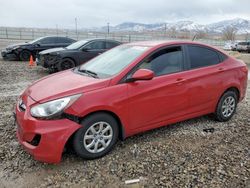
221;96;236;117
61;59;74;70
83;121;113;153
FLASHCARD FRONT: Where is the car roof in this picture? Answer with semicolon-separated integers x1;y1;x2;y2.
125;40;226;54
40;36;73;38
127;40;211;47
83;38;121;43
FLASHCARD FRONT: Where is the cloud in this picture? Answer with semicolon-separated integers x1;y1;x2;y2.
0;0;249;28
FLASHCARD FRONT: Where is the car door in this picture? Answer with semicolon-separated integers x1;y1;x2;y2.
183;44;225;114
127;46;189;130
79;40;106;63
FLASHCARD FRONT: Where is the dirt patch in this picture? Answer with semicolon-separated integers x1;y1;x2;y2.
0;41;249;187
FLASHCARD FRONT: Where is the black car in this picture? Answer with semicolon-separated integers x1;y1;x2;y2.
37;39;121;72
1;36;76;61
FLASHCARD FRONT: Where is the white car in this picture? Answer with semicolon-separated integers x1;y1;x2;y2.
223;42;238;51
236;42;250;53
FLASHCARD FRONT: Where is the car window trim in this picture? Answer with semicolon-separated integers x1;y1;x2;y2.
119;44;186;84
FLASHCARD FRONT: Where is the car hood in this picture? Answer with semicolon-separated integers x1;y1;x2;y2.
25;69;111;103
39;48;66;55
6;42;29;49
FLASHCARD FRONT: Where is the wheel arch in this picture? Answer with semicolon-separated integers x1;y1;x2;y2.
213;86;240;122
65;109;126;151
215;86;240;112
62;57;76;65
64;110;126;154
57;57;77;71
79;110;126;141
223;86;240;101
18;49;33;60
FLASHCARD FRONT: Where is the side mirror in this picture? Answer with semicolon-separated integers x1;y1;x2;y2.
126;69;154;82
34;43;40;47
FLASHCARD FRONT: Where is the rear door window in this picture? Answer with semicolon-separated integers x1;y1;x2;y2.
56;37;74;44
187;45;220;69
39;37;57;44
85;41;105;50
106;41;120;49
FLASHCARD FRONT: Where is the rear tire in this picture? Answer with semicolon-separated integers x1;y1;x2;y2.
57;58;75;71
19;50;31;61
214;91;238;122
73;113;118;159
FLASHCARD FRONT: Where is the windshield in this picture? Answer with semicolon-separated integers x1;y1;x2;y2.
66;40;88;50
29;37;44;44
78;45;149;78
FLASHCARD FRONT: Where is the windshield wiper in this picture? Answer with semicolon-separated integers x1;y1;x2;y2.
78;68;99;78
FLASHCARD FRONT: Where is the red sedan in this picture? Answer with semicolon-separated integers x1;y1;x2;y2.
14;41;248;163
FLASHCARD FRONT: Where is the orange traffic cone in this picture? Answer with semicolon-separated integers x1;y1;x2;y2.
29;55;35;67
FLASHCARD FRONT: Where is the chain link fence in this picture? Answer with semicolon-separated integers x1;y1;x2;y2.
0;27;226;47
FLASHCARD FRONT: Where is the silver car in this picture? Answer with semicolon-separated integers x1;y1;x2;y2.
236;42;250;53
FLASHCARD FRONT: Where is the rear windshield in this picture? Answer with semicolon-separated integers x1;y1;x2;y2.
66;40;88;50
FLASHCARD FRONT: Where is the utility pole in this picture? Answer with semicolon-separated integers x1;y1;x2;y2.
75;18;78;40
107;22;110;36
56;24;58;36
164;23;167;37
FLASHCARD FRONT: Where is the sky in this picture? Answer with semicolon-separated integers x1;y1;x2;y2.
0;0;250;29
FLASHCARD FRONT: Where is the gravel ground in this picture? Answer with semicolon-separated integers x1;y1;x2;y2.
0;40;249;188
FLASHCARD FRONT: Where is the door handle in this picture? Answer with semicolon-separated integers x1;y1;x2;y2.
175;78;186;85
176;78;186;82
218;68;225;72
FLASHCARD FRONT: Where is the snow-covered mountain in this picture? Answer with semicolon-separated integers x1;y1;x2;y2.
167;21;205;31
206;18;250;34
90;18;250;34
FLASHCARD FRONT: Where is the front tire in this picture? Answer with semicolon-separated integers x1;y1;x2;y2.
57;58;75;71
73;113;118;159
19;50;31;61
214;91;238;122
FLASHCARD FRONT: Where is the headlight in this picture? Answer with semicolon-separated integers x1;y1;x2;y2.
30;94;81;118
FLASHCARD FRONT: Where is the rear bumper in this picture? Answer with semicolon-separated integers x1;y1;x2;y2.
15;99;81;163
